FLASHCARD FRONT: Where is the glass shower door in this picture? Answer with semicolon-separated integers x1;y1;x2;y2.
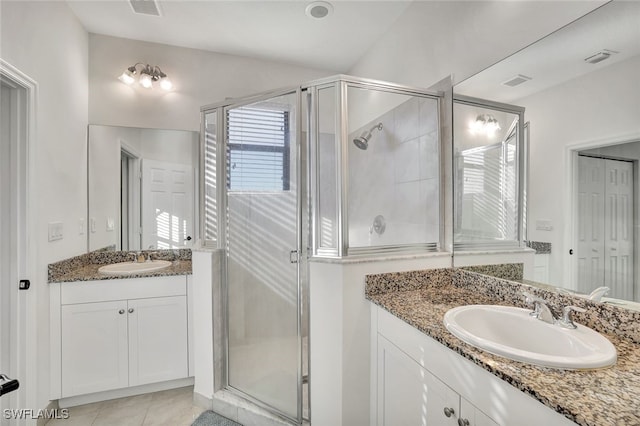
224;90;302;422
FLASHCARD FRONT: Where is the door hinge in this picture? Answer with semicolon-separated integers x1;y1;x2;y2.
289;250;299;264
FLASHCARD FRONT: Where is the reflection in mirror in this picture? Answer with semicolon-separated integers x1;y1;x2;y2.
453;1;640;307
453;98;523;249
88;125;199;252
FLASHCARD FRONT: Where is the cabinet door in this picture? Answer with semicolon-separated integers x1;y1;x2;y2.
128;295;188;386
61;301;129;397
377;336;459;426
459;397;499;426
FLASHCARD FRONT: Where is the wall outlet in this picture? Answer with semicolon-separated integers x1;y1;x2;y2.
90;217;96;233
48;222;63;241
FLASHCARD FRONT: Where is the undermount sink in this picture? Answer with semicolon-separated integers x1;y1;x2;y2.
98;260;172;276
443;305;617;370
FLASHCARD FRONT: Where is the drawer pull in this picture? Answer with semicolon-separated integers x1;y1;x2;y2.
458;418;470;426
118;309;125;315
444;407;455;417
128;308;134;314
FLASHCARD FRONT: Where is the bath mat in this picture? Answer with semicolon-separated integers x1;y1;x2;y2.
191;410;243;426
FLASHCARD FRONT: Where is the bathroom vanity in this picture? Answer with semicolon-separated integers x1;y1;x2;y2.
367;268;640;426
48;251;194;406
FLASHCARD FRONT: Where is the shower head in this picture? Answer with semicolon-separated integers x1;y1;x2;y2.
353;122;383;150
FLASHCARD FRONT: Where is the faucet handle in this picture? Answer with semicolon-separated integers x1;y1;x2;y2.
523;291;545;315
558;305;587;329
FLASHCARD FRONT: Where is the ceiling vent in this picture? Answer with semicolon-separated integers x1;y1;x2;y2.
129;0;161;17
501;74;532;87
584;49;618;64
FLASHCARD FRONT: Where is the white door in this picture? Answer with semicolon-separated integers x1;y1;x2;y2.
604;159;634;300
576;156;634;299
576;156;605;293
127;296;188;386
141;160;194;249
61;301;129;397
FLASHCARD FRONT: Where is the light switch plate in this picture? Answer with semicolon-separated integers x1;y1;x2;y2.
106;217;115;232
48;222;63;241
79;218;85;235
535;220;553;231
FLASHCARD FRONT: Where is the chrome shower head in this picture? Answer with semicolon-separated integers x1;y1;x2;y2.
353;122;383;150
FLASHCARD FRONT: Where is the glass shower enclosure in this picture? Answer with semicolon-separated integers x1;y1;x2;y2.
200;75;445;424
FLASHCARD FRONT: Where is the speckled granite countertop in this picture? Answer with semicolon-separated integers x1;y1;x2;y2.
48;249;192;283
366;268;640;426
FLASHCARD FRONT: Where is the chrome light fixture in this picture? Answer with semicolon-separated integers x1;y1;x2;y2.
470;113;501;136
118;63;173;91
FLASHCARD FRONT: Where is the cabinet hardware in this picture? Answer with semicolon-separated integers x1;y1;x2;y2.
444;407;455;417
119;309;125;314
128;308;134;313
458;418;470;426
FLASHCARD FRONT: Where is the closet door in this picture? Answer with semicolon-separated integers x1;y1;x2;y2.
604;159;634;300
577;156;605;293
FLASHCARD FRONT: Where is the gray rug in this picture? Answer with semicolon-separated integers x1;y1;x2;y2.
192;410;243;426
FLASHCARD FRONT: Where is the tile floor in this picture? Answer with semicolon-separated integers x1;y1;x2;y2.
46;386;206;426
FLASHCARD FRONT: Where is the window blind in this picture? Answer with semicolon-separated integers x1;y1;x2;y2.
226;106;290;191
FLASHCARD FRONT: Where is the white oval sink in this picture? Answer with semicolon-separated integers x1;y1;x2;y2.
98;260;172;276
443;305;617;369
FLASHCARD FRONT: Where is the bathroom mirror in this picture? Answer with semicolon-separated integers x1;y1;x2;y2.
88;125;199;252
452;1;640;307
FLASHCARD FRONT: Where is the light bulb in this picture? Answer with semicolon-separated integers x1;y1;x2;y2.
160;77;173;91
139;73;153;89
118;70;135;85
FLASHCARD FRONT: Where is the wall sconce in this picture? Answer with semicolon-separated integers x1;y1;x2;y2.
118;63;173;91
469;113;501;136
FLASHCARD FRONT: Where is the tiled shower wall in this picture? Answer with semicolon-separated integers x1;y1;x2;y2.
348;96;440;247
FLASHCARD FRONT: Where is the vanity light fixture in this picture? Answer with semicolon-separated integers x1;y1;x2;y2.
118;63;173;91
470;114;501;136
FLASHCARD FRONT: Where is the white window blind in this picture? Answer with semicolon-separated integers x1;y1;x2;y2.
226;106;290;191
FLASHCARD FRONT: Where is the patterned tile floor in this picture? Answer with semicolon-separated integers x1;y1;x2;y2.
46;386;205;426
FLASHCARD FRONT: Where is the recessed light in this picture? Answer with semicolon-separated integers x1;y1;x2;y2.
306;1;333;19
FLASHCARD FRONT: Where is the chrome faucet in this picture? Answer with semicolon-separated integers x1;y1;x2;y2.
523;292;556;324
523;291;587;329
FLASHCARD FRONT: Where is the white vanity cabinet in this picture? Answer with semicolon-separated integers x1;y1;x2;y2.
372;306;575;426
377;336;497;426
51;275;190;400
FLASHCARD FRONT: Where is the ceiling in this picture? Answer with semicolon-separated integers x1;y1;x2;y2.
66;0;414;72
455;1;640;103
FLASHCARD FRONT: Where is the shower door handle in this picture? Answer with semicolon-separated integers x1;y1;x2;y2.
289;250;299;264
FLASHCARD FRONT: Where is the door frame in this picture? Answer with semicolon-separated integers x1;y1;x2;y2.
0;59;38;418
565;131;640;297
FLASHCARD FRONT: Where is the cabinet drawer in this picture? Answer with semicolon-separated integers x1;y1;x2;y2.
61;276;186;305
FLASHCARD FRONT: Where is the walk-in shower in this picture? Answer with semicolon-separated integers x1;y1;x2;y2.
200;75;445;425
352;122;383;150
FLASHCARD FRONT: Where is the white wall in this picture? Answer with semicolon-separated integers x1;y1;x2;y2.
89;34;334;131
0;0;89;412
348;1;606;87
522;55;640;287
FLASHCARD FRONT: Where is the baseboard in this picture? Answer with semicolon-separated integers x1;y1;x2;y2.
193;391;213;410
36;401;60;426
57;377;194;408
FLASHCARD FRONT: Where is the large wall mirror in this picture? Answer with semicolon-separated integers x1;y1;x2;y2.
88;125;199;252
453;2;640;306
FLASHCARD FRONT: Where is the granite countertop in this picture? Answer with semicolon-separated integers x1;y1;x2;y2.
48;249;192;283
49;259;192;283
367;280;640;426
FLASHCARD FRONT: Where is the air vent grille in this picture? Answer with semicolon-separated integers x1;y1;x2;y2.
584;49;618;64
129;0;161;16
502;74;532;87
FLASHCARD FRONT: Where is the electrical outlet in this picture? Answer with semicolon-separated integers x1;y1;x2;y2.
90;217;96;233
48;222;63;241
